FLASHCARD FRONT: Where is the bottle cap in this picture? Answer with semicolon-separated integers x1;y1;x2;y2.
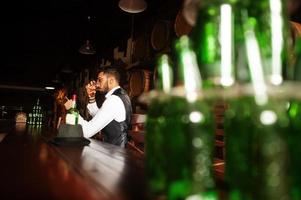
72;94;77;101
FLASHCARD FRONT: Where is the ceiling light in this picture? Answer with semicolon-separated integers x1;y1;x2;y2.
118;0;147;13
45;86;55;90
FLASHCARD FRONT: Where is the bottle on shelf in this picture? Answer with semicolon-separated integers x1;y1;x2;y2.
28;113;33;125
28;98;43;126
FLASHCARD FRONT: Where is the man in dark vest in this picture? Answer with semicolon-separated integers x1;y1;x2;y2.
66;66;132;147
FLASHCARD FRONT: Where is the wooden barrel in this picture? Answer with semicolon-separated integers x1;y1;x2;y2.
151;20;171;51
152;65;158;89
174;9;193;37
182;0;200;26
128;70;152;97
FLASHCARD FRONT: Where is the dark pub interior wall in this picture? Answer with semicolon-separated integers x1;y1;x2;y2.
0;0;183;120
0;0;300;120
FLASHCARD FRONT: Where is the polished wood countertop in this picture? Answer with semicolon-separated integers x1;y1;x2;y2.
0;122;146;200
0;122;225;200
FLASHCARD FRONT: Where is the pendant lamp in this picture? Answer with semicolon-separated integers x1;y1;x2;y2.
79;40;96;55
118;0;147;13
79;16;96;55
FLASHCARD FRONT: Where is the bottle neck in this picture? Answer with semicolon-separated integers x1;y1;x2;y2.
175;36;202;101
156;54;173;93
71;100;76;109
71;94;77;109
192;2;235;89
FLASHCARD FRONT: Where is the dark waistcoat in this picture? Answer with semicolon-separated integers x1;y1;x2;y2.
102;88;132;147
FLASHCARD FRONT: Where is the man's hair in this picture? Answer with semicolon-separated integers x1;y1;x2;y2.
101;66;121;83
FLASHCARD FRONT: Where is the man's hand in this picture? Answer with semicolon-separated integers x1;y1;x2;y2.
64;99;73;110
86;80;97;99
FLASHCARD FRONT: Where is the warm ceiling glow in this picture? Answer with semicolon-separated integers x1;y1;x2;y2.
118;0;147;13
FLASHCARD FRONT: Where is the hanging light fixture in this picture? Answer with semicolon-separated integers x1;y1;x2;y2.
79;16;96;55
79;40;96;55
118;0;147;13
118;0;147;66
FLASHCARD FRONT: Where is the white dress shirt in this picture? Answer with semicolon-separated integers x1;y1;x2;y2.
78;86;126;138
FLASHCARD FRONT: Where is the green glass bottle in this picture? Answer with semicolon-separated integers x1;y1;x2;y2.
292;38;301;81
191;0;293;199
191;1;240;198
145;54;173;199
287;37;301;200
248;0;292;84
225;94;292;200
223;0;293;199
164;36;217;200
28;113;33;125
191;0;235;89
66;94;79;125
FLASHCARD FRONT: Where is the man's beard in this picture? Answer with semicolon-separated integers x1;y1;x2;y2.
98;80;109;94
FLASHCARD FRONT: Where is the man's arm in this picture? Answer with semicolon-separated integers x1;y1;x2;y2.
85;80;98;117
86;102;99;117
78;96;122;138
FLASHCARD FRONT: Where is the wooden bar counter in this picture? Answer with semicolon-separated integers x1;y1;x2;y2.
0;121;225;200
0;122;146;200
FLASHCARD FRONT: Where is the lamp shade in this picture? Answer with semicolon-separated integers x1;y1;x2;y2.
183;0;200;26
118;0;147;13
79;40;96;55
